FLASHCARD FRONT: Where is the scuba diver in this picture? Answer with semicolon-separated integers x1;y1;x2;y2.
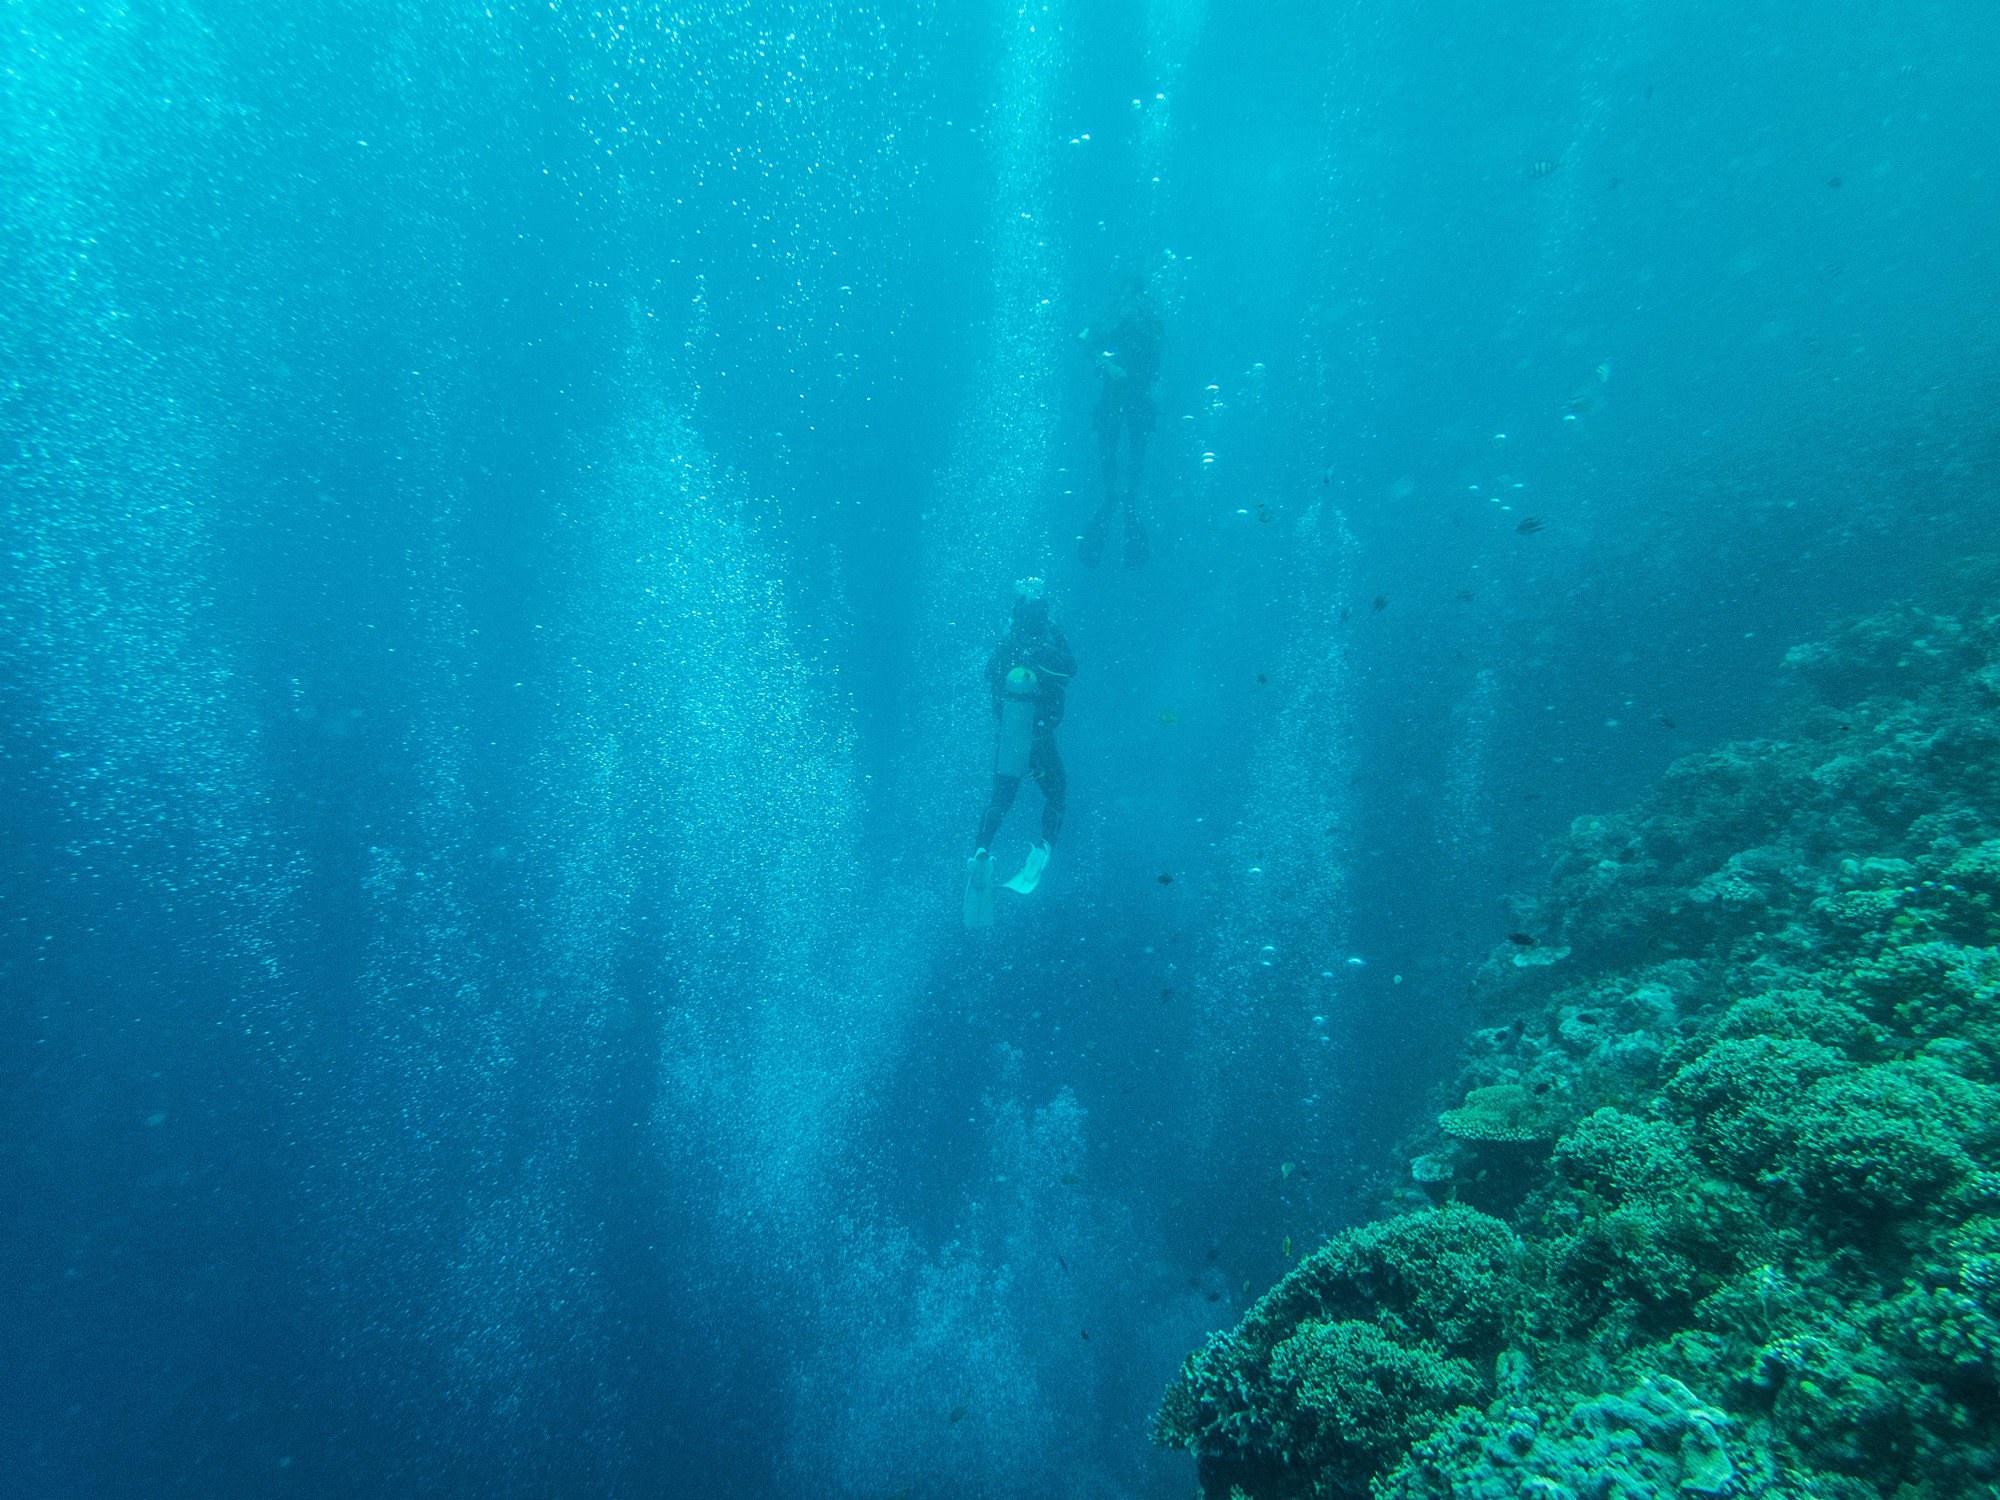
965;579;1075;928
1078;273;1164;569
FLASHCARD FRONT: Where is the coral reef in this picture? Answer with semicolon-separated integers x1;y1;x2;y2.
1156;598;2000;1498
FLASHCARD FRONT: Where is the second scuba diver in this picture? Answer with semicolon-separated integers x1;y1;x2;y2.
1078;273;1164;569
965;578;1075;927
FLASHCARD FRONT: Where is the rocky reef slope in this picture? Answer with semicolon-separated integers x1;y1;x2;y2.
1155;598;2000;1499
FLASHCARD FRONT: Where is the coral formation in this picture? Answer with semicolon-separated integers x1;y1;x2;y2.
1153;1206;1522;1499
1438;1084;1565;1145
1156;597;2000;1498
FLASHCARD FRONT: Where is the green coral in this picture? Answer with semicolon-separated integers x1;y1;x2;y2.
1894;1217;2000;1391
1662;1034;1846;1178
1266;1321;1479;1487
1710;986;1885;1058
1154;1207;1520;1498
1548;1110;1764;1327
1550;1108;1698;1205
1844;940;2000;1074
1794;1060;1995;1223
1246;1204;1524;1356
1757;1322;1916;1482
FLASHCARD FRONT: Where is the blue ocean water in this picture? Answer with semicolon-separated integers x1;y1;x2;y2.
2;1;1995;1495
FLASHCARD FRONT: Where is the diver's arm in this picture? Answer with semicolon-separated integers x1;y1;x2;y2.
1080;325;1126;381
985;641;1012;711
1034;630;1077;685
1133;315;1164;389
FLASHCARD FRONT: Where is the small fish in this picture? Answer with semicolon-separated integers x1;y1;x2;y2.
1507;932;1539;948
949;1405;967;1424
1060;1172;1080;1186
1256;673;1268;684
1595;361;1612;383
1080;1329;1091;1341
1058;1254;1069;1274
1283;1235;1293;1258
1338;606;1352;623
1371;594;1389;612
1516;516;1544;535
1158;873;1174;885
1256;503;1272;523
1656;714;1677;731
1160;986;1175;1002
1159;708;1179;725
1280;1161;1295;1178
1529;158;1559;178
1827;175;1842;188
1455;589;1475;603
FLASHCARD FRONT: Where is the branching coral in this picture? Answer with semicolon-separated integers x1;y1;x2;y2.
1266;1320;1481;1488
1154;1207;1520;1498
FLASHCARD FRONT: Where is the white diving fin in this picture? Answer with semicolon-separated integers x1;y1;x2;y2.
1002;841;1051;896
964;849;997;928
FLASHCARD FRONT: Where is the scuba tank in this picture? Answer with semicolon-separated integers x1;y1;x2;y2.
995;667;1038;778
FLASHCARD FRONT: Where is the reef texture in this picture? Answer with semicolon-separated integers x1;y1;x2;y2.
1155;598;2000;1499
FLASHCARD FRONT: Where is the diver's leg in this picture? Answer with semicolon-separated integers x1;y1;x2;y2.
1082;391;1119;566
1123;403;1152;566
1031;732;1066;845
976;774;1020;851
1080;490;1114;567
1096;393;1121;502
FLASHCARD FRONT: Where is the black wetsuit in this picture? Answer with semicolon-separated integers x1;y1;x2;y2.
975;622;1076;850
1081;297;1164;565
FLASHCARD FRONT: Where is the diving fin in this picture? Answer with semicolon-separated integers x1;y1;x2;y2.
1002;840;1051;895
1124;520;1149;568
964;849;996;928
